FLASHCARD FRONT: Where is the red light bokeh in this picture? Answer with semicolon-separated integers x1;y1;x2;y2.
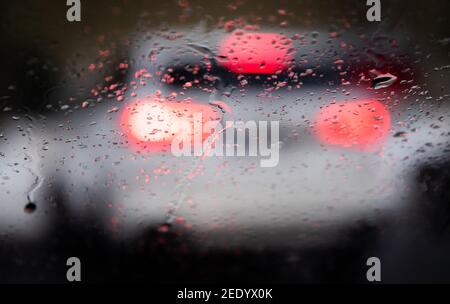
314;100;391;151
217;32;294;74
119;97;221;153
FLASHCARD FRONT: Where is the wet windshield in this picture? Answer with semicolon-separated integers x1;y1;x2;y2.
0;0;449;283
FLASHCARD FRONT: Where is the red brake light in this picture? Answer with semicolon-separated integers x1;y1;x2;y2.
120;97;220;152
314;100;391;151
217;31;294;74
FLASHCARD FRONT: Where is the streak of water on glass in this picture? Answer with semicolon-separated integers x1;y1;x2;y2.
21;117;44;214
164;41;234;226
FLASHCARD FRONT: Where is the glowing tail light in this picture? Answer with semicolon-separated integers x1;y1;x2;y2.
314;100;391;151
217;31;294;74
120;97;220;152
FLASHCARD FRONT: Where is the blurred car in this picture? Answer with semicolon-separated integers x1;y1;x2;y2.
0;0;449;283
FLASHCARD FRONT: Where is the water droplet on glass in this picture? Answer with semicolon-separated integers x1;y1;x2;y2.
369;69;398;89
24;202;36;214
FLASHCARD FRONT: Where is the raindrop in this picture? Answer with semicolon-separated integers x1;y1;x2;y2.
158;223;170;233
24;202;36;214
394;131;408;138
370;69;398;89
